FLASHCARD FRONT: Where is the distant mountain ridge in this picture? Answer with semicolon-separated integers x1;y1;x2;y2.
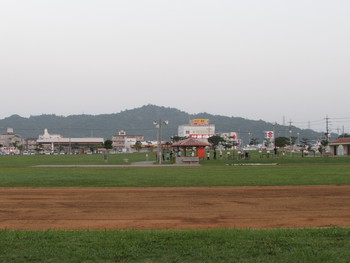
0;104;324;143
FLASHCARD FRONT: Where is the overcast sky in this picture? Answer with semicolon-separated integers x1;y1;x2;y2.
1;0;349;132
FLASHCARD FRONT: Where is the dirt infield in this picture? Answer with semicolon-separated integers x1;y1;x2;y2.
1;185;349;230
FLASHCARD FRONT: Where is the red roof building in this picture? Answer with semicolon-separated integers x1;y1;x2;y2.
329;138;350;144
172;138;211;148
172;138;211;159
329;138;350;156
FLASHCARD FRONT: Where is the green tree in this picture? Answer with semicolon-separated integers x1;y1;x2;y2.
318;139;329;153
338;133;350;138
135;141;142;152
208;136;225;149
91;144;102;153
58;145;65;153
275;137;290;147
17;144;25;154
300;138;311;150
104;140;113;149
35;144;43;153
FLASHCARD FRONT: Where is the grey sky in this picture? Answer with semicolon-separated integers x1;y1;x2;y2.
1;0;349;133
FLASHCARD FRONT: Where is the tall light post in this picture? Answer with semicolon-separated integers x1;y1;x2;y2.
297;132;300;146
153;120;169;164
272;122;277;147
289;129;292;156
273;122;276;158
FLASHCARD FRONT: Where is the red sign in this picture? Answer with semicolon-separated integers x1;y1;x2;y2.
264;131;274;139
189;134;211;139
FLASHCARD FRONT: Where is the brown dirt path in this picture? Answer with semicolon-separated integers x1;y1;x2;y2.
0;185;349;230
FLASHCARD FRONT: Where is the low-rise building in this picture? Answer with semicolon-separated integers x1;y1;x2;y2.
23;138;38;151
329;138;350;156
0;128;23;147
112;130;144;152
37;129;104;153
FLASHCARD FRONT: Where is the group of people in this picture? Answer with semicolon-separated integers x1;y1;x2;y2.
156;150;175;161
206;150;232;160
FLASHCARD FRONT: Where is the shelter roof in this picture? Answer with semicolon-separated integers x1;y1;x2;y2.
172;138;211;147
329;138;350;145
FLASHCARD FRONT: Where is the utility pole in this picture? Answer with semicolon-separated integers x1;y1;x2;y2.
272;122;276;147
69;125;72;155
325;115;330;142
289;120;292;156
336;127;341;136
273;122;277;158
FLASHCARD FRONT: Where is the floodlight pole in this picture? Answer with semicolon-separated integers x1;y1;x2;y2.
289;129;292;157
153;120;168;164
273;122;276;158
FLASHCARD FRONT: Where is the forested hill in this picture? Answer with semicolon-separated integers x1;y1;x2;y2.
0;105;323;143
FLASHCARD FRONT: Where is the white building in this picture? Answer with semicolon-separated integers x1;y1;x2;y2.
38;129;62;140
37;129;104;153
0;128;23;147
112;130;145;152
178;119;215;139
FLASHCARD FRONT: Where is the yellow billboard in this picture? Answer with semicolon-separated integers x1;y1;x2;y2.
190;119;210;126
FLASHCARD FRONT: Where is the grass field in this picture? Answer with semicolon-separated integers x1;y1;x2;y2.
0;153;349;187
0;150;348;168
1;228;350;263
0;153;349;262
1;165;350;187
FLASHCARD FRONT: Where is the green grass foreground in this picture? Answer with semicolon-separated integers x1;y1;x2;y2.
0;153;350;187
1;165;350;187
1;228;349;263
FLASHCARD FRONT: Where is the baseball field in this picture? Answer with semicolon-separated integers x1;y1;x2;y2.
0;153;349;262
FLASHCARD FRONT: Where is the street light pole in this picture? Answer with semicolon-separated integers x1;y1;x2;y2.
289;129;292;157
297;132;300;146
153;120;169;164
273;122;276;148
273;122;276;158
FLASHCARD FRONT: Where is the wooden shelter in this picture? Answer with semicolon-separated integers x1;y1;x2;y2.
172;138;211;164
